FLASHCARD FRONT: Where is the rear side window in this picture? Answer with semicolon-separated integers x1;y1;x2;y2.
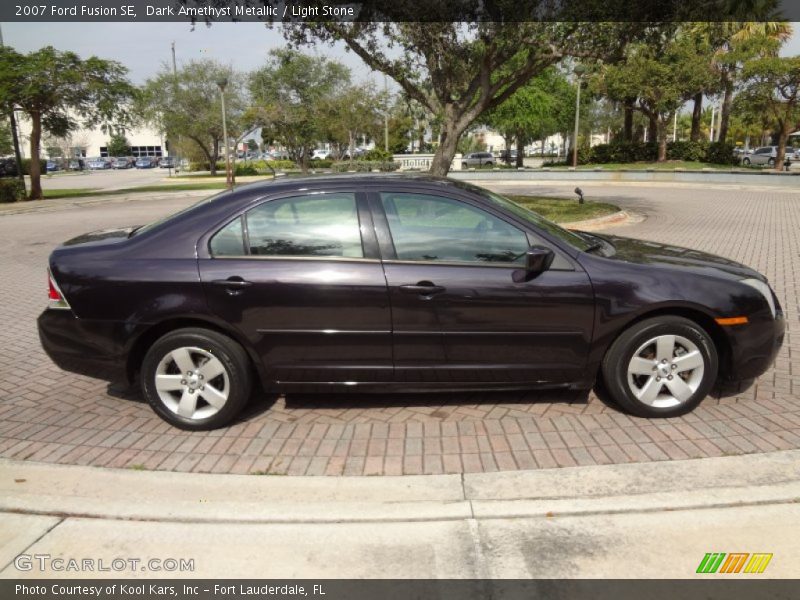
246;193;363;258
209;217;245;257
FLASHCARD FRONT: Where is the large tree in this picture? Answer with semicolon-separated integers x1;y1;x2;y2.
0;46;135;199
695;22;793;143
249;49;351;172
601;29;715;161
322;83;383;161
280;20;647;175
738;55;800;169
483;68;570;167
139;60;246;176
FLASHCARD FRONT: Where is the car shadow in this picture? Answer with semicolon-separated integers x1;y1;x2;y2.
711;378;755;399
280;388;592;414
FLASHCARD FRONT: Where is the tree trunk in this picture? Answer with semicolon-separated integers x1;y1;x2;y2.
28;111;43;200
775;122;790;172
515;137;524;168
209;139;219;176
623;97;635;142
657;118;668;162
690;93;703;142
718;77;734;144
647;116;658;145
429;125;460;176
503;135;513;164
8;111;25;194
417;124;425;154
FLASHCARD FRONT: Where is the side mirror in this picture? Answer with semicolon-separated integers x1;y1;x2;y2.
513;246;555;282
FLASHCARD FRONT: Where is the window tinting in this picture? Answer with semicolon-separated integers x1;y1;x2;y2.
246;193;363;258
210;217;245;257
380;193;528;264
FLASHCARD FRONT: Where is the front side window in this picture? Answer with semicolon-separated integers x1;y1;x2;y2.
380;192;528;264
246;193;363;258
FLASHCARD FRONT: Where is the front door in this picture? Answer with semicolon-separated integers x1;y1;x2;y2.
199;191;392;385
370;190;595;385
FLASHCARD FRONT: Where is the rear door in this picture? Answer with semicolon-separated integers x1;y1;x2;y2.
198;190;392;385
369;188;595;385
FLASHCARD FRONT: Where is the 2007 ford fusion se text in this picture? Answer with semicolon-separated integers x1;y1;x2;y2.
37;175;784;430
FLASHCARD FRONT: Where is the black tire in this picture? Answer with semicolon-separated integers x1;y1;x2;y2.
461;163;468;169
743;158;750;166
601;316;718;418
140;328;252;430
768;158;775;167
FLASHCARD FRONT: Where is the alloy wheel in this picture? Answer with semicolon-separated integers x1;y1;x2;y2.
154;346;230;420
626;334;705;408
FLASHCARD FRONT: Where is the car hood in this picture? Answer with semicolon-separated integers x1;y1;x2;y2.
593;234;764;281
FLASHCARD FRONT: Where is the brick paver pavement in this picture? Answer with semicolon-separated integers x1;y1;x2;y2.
0;183;797;475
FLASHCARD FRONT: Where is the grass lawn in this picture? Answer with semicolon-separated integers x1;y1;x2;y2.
508;195;620;223
42;182;234;199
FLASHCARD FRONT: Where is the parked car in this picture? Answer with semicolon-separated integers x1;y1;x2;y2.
159;157;176;169
68;159;85;171
500;150;518;163
46;160;60;172
0;157;18;177
135;156;157;169
741;146;796;167
38;176;784;430
312;149;330;160
112;157;133;169
87;157;111;170
461;152;495;168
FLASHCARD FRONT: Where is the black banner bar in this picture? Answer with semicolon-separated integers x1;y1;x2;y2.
1;0;799;23
3;580;800;600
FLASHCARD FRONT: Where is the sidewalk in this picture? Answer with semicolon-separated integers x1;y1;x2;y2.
1;451;798;578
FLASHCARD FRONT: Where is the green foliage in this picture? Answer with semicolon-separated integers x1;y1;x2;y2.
282;20;651;174
250;49;351;172
330;161;400;173
457;135;486;154
106;133;130;157
0;121;12;156
575;140;737;165
362;149;393;161
0;179;25;203
309;159;333;168
705;142;739;165
234;163;259;176
0;45;136;198
666;141;708;162
139;59;246;176
20;158;48;175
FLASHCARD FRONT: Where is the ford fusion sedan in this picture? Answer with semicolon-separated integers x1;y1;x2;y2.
38;176;784;430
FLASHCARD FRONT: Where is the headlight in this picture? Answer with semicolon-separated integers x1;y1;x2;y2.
741;278;776;319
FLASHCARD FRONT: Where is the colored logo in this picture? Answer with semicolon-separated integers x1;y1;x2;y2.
696;553;773;574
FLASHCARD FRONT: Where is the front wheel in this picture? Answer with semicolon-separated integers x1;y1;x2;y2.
601;316;718;418
141;328;252;430
768;158;775;167
742;158;751;166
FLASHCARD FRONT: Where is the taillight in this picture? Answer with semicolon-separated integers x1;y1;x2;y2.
47;269;71;310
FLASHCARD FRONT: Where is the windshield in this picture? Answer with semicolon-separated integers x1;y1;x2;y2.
466;185;593;252
131;190;230;237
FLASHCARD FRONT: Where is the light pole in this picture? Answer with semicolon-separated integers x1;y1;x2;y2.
572;64;585;168
216;77;233;189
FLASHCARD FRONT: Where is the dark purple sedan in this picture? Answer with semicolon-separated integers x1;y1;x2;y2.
38;175;784;430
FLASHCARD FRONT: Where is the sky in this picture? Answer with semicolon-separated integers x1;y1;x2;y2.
2;21;799;88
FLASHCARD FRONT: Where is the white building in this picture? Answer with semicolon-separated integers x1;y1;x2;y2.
15;119;168;160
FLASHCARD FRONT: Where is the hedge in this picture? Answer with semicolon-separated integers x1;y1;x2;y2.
575;140;737;166
330;160;400;173
0;158;47;177
0;179;25;203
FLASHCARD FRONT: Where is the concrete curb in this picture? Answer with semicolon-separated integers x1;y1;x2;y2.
561;210;630;231
2;451;797;524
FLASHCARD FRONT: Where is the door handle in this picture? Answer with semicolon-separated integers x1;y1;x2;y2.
210;277;253;295
399;282;445;296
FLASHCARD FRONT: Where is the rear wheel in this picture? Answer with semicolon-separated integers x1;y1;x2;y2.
743;157;751;166
601;316;717;418
141;328;252;430
768;157;775;167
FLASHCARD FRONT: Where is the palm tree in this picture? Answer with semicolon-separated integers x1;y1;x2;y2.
691;21;792;143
